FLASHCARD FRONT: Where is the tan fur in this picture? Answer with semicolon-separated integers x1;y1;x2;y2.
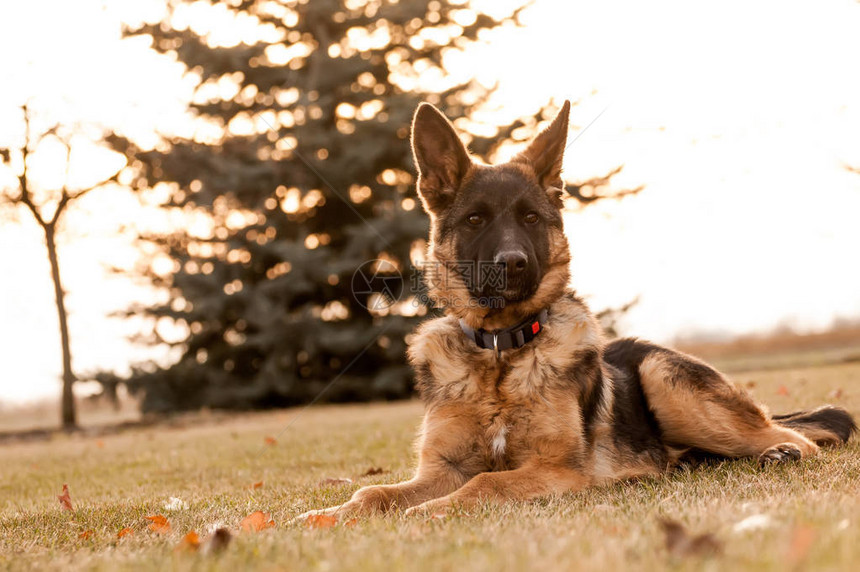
292;102;851;522
638;355;818;457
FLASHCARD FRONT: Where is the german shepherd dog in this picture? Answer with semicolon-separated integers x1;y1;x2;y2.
297;101;856;519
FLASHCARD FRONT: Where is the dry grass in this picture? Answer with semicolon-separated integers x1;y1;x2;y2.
674;324;860;373
0;394;141;434
1;360;860;571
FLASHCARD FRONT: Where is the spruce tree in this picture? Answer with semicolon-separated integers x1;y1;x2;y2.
107;0;636;412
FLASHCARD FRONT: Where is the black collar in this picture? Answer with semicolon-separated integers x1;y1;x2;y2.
459;309;549;356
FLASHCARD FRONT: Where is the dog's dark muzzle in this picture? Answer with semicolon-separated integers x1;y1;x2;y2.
475;251;541;302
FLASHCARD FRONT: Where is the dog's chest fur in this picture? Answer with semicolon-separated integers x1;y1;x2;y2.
408;293;603;472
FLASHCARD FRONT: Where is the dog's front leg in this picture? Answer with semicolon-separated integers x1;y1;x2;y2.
293;407;482;522
404;463;589;516
292;458;472;522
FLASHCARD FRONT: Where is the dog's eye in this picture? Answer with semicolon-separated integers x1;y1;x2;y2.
524;212;539;224
467;213;484;226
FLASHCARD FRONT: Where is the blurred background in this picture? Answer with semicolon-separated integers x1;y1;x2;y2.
1;0;859;431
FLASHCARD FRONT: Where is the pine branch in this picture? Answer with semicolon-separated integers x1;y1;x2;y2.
566;165;644;206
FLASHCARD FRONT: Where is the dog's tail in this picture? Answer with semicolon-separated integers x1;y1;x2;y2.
772;405;857;446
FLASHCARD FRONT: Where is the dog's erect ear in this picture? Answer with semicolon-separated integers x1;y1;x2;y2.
513;100;570;205
411;103;472;214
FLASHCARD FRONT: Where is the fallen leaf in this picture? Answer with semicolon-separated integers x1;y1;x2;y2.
603;524;628;536
78;529;94;540
203;527;233;554
163;497;189;511
659;518;722;558
240;511;275;533
57;484;73;512
264;436;277;446
361;467;385;477
777;385;790;396
828;388;844;400
319;477;353;486
176;531;200;552
251;481;264;490
733;514;773;533
786;525;816;565
95;440;105;448
745;380;757;389
344;517;359;528
117;527;134;539
146;515;171;534
305;514;337;529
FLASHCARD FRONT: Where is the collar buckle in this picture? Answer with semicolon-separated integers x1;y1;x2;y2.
459;309;549;358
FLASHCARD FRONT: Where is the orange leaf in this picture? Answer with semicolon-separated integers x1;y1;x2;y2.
344;517;359;528
251;481;264;489
264;436;277;446
777;385;790;396
78;529;94;540
57;484;73;511
176;531;200;552
305;514;337;529
96;440;105;448
117;527;134;539
240;511;275;533
146;514;171;534
787;525;816;564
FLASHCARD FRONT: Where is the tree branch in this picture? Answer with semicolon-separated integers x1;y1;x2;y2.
17;105;45;224
6;105;123;228
50;170;122;226
61;137;73;194
565;165;644;206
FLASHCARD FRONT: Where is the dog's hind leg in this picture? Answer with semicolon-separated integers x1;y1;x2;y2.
640;350;818;464
604;339;819;465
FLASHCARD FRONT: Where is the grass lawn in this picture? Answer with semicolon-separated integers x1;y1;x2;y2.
2;359;860;571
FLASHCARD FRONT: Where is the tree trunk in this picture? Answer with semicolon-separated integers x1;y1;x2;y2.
44;224;76;429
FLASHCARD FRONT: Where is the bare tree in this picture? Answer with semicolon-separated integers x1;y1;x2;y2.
0;105;122;430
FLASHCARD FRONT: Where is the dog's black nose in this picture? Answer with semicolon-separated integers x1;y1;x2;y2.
494;250;528;273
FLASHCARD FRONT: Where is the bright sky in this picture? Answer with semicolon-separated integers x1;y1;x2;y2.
1;0;860;405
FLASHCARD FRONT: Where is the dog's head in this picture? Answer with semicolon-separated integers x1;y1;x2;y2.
411;101;572;329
